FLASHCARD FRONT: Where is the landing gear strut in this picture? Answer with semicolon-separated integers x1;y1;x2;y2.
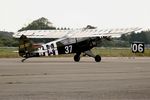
21;52;30;62
84;50;101;62
21;58;28;62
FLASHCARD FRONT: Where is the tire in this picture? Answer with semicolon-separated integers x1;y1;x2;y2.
74;55;80;62
95;55;101;62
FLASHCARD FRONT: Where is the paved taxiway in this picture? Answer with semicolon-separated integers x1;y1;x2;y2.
0;57;150;100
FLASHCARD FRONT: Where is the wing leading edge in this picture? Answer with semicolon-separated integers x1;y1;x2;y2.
13;27;142;39
68;27;142;38
13;30;71;38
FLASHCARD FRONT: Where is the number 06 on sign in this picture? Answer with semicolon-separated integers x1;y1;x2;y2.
131;42;144;53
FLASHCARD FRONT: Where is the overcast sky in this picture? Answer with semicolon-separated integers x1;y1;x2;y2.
0;0;150;32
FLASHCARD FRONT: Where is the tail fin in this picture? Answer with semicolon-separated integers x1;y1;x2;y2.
19;35;34;58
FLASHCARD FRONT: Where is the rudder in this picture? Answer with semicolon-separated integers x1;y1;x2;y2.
19;35;34;58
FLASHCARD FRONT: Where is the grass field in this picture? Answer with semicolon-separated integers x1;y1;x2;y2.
92;47;150;57
0;47;150;58
0;47;19;58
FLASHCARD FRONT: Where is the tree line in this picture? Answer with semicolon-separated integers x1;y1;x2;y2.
99;31;150;47
0;31;18;47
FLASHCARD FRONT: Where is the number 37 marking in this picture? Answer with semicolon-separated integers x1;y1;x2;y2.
65;45;72;54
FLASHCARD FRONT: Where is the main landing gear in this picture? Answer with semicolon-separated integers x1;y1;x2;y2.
74;50;101;62
94;55;101;62
74;53;81;62
74;55;80;62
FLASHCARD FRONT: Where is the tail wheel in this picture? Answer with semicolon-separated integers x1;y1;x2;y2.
25;52;30;58
74;55;80;62
95;55;101;62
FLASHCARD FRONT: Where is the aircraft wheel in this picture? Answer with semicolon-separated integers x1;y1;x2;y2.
95;55;101;62
74;55;80;62
21;58;26;62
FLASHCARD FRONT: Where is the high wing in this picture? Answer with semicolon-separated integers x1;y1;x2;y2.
13;27;141;39
67;27;141;38
13;30;70;38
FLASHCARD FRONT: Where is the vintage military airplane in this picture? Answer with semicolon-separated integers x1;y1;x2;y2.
13;27;141;62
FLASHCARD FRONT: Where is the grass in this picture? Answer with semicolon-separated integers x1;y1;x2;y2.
0;47;19;58
0;47;150;58
92;47;150;57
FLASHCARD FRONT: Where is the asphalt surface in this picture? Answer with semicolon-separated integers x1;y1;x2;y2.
0;57;150;100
